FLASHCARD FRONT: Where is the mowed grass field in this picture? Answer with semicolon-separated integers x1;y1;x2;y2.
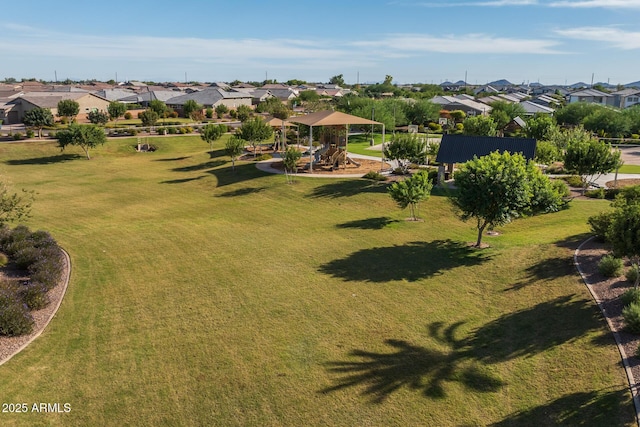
0;135;635;426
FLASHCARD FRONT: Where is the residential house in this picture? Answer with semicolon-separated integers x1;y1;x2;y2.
119;90;188;107
430;95;492;116
609;88;640;109
567;88;611;105
518;100;555;116
165;88;252;114
4;92;110;124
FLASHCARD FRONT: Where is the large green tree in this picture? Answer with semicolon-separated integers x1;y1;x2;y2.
329;74;345;87
182;100;202;119
237;117;273;157
405;99;439;127
87;110;109;125
582;108;630;138
107;102;127;124
564;136;621;194
139;109;159;127
462;116;497;136
200;123;226;152
57;99;80;123
489;101;526;132
452;151;564;247
388;170;433;221
56;123;107;160
23;107;54;138
149;100;168;118
524;114;557;140
383;134;426;174
555;102;601;126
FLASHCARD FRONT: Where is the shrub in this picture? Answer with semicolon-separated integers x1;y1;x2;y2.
564;175;584;188
588;211;615;242
170;111;179;118
598;254;623;277
546;162;565;174
551;180;570;198
623;302;640;334
627;265;640;286
363;170;387;181
205;108;214;119
632;134;639;140
124;112;132;120
254;154;272;161
19;282;49;310
26;129;35;138
0;253;6;267
13;133;23;140
167;127;177;134
585;188;606;199
48;131;56;139
0;287;34;336
622;287;640;306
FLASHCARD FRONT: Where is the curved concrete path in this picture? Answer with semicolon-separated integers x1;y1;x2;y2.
574;238;640;427
0;248;71;366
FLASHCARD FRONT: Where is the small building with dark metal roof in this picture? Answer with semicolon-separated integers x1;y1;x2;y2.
435;134;536;183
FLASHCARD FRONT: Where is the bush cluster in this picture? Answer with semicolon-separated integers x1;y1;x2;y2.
0;225;65;337
564;175;584;188
598;254;623;277
363;170;387;181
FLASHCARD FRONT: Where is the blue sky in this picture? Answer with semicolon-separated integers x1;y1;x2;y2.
2;0;639;85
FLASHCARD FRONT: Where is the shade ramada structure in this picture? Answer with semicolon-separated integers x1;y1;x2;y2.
287;110;385;170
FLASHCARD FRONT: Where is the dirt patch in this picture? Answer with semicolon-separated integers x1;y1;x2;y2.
606;179;640;188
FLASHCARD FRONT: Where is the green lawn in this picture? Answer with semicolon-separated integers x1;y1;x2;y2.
0;136;634;426
618;164;640;174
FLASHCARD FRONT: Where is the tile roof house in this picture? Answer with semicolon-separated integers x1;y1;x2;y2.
165;88;252;112
5;92;110;124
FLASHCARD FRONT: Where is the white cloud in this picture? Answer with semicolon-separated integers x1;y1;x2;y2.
555;26;640;49
549;0;640;8
353;33;562;54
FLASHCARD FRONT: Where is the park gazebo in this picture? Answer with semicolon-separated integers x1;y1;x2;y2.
287;110;384;171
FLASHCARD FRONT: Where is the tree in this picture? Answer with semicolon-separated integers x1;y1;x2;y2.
524;114;557;140
329;74;345;87
405;100;439;127
388;170;433;221
564;136;621;194
57;99;80;123
107;102;127;124
534;141;562;165
298;90;320;103
22;107;54;138
452;151;563;247
215;104;229;119
237;117;273;157
225;136;245;172
87;110;109;125
383;133;427;174
607;202;640;288
201;123;225;152
0;181;34;225
139;109;159;127
236;105;252;122
462;116;497;136
56;123;107;160
182;100;202;119
582;108;630;138
555;102;601;126
282;147;302;184
149;100;167;118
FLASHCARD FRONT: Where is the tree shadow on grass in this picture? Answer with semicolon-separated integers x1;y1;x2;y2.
153;156;191;162
505;255;576;291
307;179;388;199
171;159;226;172
430;295;603;364
216;186;267;197
336;217;400;230
320;338;503;403
554;232;594;250
206;162;271;188
5;153;82;165
490;388;634;427
318;240;491;283
160;176;206;185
